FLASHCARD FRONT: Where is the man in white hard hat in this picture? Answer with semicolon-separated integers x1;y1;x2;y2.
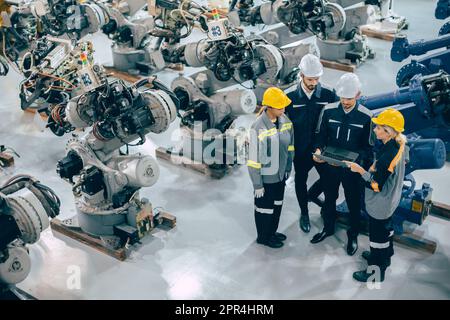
285;54;338;233
311;73;374;256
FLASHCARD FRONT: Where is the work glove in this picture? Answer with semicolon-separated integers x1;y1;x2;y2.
254;188;265;198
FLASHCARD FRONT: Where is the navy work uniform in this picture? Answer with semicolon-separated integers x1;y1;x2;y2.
314;101;374;239
285;82;338;218
247;111;295;244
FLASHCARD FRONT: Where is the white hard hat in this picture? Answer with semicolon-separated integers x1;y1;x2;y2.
335;73;361;98
299;53;323;78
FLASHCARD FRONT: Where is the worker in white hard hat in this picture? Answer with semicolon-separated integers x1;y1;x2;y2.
311;73;374;256
285;53;338;234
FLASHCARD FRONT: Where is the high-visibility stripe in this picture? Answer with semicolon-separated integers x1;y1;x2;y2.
280;123;293;132
258;128;277;140
370;241;390;249
255;207;274;214
371;181;380;192
288;145;295;151
388;144;405;173
274;200;283;206
389;231;394;237
247;160;262;169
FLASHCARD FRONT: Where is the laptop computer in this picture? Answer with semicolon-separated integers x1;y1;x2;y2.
313;146;359;167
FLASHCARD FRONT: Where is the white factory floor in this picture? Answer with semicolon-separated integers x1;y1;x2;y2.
0;0;449;300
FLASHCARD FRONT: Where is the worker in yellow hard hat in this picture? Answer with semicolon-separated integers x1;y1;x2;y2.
344;108;407;283
247;87;295;248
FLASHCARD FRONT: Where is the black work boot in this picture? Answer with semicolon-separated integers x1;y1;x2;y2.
257;236;284;248
274;232;287;241
362;251;391;267
299;214;311;233
353;267;386;283
347;236;358;256
310;229;333;244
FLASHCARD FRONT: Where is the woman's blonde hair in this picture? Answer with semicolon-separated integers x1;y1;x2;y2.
256;106;267;116
383;125;407;146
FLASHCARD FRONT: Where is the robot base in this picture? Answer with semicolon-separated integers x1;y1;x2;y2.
156;126;247;179
0;286;37;300
316;37;375;68
50;211;176;261
156;146;234;179
111;47;182;75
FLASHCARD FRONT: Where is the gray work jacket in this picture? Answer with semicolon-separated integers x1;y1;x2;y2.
247;111;295;190
364;143;407;220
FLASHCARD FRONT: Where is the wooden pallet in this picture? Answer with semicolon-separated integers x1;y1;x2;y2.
156;146;232;179
321;59;356;73
336;216;437;254
360;26;397;41
50;211;177;261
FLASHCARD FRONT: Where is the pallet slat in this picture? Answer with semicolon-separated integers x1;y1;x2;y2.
50;219;128;261
156;147;231;179
321;59;356;73
360;26;397;41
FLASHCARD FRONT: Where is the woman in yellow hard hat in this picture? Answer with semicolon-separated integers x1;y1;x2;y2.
247;87;295;248
344;108;407;283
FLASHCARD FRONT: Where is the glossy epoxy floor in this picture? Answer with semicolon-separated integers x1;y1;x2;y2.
0;0;449;299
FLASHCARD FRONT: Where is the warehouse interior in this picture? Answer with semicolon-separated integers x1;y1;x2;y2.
0;0;449;300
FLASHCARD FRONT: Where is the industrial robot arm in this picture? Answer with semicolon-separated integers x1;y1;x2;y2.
228;0;346;38
0;174;60;297
53;64;178;242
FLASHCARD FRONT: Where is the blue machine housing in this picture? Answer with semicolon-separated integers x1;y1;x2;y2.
436;0;450;19
391;22;450;86
359;72;450;155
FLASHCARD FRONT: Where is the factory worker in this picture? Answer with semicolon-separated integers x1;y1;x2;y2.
247;87;295;248
285;53;338;233
344;108;407;283
312;73;374;256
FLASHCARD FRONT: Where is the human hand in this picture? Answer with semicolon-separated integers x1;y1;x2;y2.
343;161;364;174
254;188;265;198
313;148;325;163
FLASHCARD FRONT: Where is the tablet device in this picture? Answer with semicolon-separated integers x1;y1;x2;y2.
313;146;359;167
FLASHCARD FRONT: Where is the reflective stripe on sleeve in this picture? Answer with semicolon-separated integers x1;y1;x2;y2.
247;160;262;169
288;145;295;151
274;200;283;206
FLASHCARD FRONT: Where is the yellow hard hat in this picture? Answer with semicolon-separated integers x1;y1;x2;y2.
262;87;292;109
372;108;405;133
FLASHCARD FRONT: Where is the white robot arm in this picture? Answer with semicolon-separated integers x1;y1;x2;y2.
0;174;60;298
